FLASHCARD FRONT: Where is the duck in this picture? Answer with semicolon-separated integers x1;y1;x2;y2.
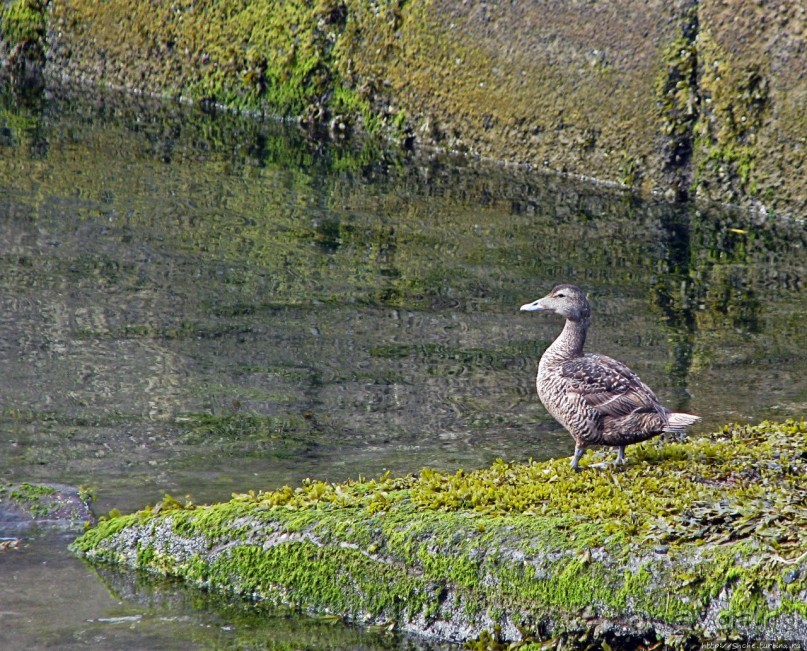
520;284;700;470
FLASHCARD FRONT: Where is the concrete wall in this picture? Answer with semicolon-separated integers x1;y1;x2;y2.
2;0;804;216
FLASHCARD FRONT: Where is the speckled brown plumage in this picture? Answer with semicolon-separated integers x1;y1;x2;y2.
520;284;700;469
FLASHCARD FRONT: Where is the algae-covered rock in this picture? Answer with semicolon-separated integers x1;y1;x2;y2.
1;481;94;529
71;421;807;647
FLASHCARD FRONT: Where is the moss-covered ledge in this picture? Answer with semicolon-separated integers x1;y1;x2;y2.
71;421;807;648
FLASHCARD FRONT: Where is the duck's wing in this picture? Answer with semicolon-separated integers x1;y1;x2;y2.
560;353;663;418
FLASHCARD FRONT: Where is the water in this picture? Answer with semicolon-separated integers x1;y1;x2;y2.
0;81;805;649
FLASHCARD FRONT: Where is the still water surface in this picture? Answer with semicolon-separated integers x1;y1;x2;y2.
0;85;805;649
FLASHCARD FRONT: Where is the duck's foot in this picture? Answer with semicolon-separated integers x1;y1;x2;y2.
587;461;613;470
570;447;586;471
573;446;626;470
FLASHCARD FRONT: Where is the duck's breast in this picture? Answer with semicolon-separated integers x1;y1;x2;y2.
536;361;600;441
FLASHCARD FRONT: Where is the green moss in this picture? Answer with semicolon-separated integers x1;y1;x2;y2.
0;0;46;49
201;541;434;620
72;421;807;642
653;6;699;203
656;35;698;144
9;482;56;501
8;482;58;517
72;510;153;556
617;153;643;189
692;30;771;201
503;556;613;614
47;0;412;139
405;421;805;555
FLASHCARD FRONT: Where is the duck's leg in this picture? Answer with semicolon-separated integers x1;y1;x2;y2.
570;446;586;471
615;446;626;465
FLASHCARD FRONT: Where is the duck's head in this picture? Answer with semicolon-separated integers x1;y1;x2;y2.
520;284;590;322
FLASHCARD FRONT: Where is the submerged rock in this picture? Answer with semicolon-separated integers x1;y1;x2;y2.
1;482;94;531
71;421;807;648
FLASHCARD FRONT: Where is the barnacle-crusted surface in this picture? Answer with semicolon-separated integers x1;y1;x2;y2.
72;420;807;646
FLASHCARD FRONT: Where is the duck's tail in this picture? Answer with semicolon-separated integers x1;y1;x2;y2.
663;412;701;434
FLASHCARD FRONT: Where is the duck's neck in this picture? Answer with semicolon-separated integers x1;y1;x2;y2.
542;317;589;364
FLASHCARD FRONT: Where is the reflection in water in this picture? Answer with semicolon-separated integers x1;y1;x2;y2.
0;82;805;649
89;562;451;651
0;531;444;651
654;206;697;400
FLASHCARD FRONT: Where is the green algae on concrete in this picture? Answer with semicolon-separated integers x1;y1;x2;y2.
692;3;806;214
72;420;807;646
0;0;45;49
0;0;46;74
44;0;405;137
4;1;804;214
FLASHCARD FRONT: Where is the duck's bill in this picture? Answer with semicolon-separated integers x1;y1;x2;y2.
520;299;548;312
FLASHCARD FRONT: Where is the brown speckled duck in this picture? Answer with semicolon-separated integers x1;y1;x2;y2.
520;284;700;470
